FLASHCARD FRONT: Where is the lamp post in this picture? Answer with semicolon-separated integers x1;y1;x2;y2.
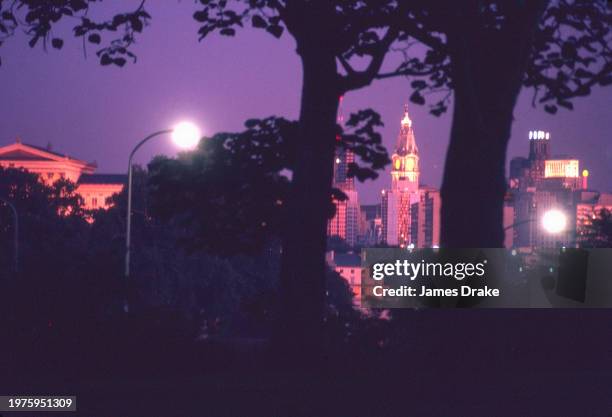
0;197;18;273
124;122;201;312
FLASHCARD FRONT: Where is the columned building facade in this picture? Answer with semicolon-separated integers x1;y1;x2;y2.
0;139;125;210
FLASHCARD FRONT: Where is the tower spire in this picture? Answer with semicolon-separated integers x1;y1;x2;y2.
396;104;418;156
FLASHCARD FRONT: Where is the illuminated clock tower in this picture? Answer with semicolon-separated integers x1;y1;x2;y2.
391;105;419;192
382;105;422;247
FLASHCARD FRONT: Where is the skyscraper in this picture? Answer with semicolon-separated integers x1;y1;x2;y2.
381;105;439;247
507;130;606;248
327;97;360;246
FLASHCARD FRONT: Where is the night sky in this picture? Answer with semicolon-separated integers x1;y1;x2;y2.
1;1;610;204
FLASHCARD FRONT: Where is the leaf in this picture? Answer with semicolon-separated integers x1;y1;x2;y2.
561;43;576;60
599;75;612;86
193;10;208;22
100;54;112;66
544;104;557;114
51;38;64;49
88;33;101;44
574;68;593;78
219;28;235;36
70;0;88;12
557;100;573;110
113;57;127;67
252;15;267;28
266;24;283;38
411;80;427;89
131;16;143;32
409;91;425;105
2;11;15;23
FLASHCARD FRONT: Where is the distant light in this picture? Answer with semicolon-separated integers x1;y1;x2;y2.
582;169;589;178
511;249;517;256
432;245;439;249
542;209;567;234
335;157;341;164
530;130;550;140
172;121;201;149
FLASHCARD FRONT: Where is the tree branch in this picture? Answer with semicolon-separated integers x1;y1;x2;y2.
338;26;399;93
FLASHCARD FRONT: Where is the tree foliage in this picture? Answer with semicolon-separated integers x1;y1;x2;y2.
2;1;608;116
146;112;388;254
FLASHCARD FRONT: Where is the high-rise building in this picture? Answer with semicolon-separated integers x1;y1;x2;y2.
507;130;600;248
381;105;440;248
410;186;441;248
528;129;551;183
328;97;360;246
358;204;382;246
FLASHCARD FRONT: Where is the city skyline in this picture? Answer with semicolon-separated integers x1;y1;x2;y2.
0;1;610;205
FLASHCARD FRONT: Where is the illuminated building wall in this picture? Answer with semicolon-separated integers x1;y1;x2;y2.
327;97;360;246
528;130;550;183
575;191;612;246
325;251;362;307
410;187;441;248
545;159;580;179
0;140;125;211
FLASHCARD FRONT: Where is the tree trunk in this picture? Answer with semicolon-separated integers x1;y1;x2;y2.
440;72;516;247
276;45;340;354
441;3;547;247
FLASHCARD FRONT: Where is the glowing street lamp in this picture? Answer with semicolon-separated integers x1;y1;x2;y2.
124;121;201;312
171;121;201;149
542;209;567;234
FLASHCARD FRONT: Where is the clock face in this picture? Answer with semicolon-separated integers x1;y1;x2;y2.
406;157;414;170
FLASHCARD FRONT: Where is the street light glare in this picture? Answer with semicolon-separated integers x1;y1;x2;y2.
542;209;567;234
172;121;201;149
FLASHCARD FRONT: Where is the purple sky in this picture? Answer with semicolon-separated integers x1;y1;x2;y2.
1;1;610;204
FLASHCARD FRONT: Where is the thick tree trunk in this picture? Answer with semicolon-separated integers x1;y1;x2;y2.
441;2;547;247
440;75;515;248
276;45;340;354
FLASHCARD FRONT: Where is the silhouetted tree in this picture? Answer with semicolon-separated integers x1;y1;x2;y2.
1;0;610;348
